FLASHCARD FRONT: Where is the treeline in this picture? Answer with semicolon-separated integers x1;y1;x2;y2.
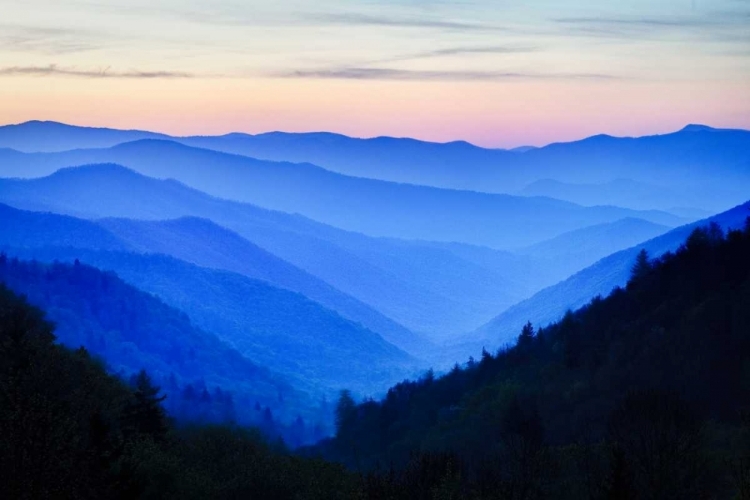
315;220;750;498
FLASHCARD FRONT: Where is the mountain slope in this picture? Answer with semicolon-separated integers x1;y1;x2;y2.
0;120;167;152
0;165;557;337
0;202;130;251
96;216;427;355
518;178;709;214
0;142;686;248
515;217;672;279
0;256;304;420
1;244;414;396
316;222;750;498
461;201;750;355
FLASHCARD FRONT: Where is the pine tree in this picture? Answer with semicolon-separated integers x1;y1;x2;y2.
335;389;357;437
518;321;535;348
629;249;651;284
124;370;168;441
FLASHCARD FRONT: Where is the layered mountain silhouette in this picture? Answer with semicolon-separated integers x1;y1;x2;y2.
0;202;423;354
0;166;560;337
2;120;746;213
0;139;688;248
0;205;417;395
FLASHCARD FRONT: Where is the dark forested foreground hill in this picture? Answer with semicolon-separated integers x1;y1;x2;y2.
310;220;750;498
0;284;362;499
4;220;749;498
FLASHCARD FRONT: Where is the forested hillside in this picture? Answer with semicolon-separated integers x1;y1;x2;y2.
0;285;359;499
313;220;750;498
0;256;331;443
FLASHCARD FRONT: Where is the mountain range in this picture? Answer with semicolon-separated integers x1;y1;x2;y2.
0;139;688;249
0;203;418;397
2;120;748;213
1;118;749;440
0;166;558;337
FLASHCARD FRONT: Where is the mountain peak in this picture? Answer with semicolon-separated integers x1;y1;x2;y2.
679;124;716;133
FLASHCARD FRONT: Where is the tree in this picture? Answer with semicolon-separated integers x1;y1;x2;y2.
518;321;535;348
335;389;357;438
629;249;651;284
125;370;168;441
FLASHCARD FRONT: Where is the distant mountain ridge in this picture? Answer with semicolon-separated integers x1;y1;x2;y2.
0;143;688;249
2;120;746;212
0;120;168;152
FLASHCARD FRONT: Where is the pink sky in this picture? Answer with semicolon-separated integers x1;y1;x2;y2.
2;77;748;147
1;0;749;147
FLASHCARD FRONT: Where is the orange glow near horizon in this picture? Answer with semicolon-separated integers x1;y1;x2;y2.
2;76;749;148
2;1;749;147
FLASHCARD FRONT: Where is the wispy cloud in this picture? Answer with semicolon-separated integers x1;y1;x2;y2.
304;12;508;32
380;45;539;63
555;17;718;28
0;64;193;78
553;11;750;41
0;25;104;55
276;67;621;81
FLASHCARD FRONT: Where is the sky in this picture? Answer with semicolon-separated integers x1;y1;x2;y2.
0;0;749;147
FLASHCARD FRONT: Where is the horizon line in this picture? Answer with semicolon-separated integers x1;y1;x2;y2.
1;119;744;151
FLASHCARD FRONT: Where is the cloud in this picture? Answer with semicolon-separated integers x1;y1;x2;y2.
553;12;750;40
0;25;104;55
555;17;717;28
305;12;507;32
379;45;539;64
416;46;537;57
276;67;621;81
0;64;193;78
